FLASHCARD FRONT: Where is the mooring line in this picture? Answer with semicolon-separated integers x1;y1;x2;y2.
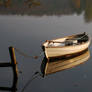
14;47;44;59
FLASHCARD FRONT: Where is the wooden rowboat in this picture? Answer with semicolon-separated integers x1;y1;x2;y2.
42;32;91;59
41;49;90;77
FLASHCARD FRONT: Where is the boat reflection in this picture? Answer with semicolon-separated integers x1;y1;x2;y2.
41;49;90;77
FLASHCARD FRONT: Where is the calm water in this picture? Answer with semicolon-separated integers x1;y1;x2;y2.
0;0;92;92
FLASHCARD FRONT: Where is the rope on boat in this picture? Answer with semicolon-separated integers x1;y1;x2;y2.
14;47;43;59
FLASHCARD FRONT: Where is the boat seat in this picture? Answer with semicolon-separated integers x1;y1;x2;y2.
65;39;77;46
78;35;88;43
49;42;64;47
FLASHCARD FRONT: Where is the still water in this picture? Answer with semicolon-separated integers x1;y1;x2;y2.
0;0;92;92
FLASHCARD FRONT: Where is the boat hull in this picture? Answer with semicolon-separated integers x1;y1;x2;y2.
44;40;90;59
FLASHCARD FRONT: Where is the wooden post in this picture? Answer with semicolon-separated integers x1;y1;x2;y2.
9;46;18;81
0;47;18;92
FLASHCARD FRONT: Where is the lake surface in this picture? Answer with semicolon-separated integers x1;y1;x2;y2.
0;0;92;92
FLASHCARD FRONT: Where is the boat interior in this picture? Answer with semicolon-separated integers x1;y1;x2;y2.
44;32;89;47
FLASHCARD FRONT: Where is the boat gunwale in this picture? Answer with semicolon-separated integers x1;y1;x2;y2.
43;33;91;48
45;40;90;48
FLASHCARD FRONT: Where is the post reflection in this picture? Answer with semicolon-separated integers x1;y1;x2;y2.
41;49;90;77
0;74;18;92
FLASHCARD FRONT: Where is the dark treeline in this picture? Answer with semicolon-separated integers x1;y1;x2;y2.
0;0;92;22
